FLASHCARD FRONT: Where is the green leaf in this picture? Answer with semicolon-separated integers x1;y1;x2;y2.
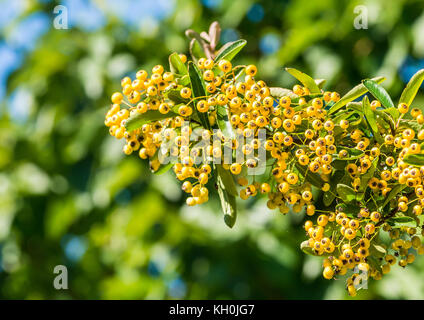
359;157;378;193
232;65;245;81
336;184;356;203
216;107;236;139
188;61;210;129
398;119;423;132
176;75;190;86
369;243;387;258
169;52;188;76
295;163;324;188
214;39;247;62
380;184;406;210
216;164;238;228
300;240;315;256
403;153;424;166
388;216;417;228
362;79;394;109
285;67;321;94
166;88;189;105
216;164;237;197
125;110;177;132
336;148;363;161
399;69;424;107
315;79;326;89
346;101;363;113
362;96;384;144
153;163;173;175
331;160;347;171
375;110;395;130
383;107;401;122
323;170;347;207
362;96;378;132
188;38;206;63
328;76;385;115
332;111;355;123
336;203;360;217
269;87;299;100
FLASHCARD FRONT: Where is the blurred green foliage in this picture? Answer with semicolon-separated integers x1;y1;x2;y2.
1;0;424;299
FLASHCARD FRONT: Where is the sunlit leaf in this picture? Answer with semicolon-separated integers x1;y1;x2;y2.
328;76;385;115
269;87;299;100
285;67;321;94
336;184;356;203
362;96;384;144
362;79;394;109
388;216;417;228
383;107;401;122
399;69;424;106
295;163;324;188
169;52;188;76
403;153;424;166
188;61;210;129
380;184;406;209
214;39;247;62
369;243;387;258
216;164;238;228
315;79;326;89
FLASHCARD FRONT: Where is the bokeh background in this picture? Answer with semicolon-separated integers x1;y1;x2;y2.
1;0;424;299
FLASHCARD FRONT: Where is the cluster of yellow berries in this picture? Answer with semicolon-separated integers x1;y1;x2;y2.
300;103;424;296
105;46;424;296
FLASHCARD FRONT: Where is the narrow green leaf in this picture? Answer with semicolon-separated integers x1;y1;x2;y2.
153;163;173;175
328;76;385;115
398;119;423;132
176;75;190;86
216;107;236;139
380;184;406;210
166;88;189;105
216;164;238;196
323;170;347;207
346;102;363;113
399;69;424;107
269;87;299;100
285;67;321;94
336;203;360;217
169;52;188;76
388;216;417;228
315;79;326;89
359;157;378;192
391;216;416;223
362;79;394;109
336;184;356;203
362;96;384;144
188;61;210;129
214;39;247;62
336;148;363;161
217;186;237;228
383;107;401;122
295;163;324;188
369;243;387;258
216;164;238;228
375;110;395;130
125;110;177;132
362;96;378;132
332;111;355;123
403;153;424;166
189;38;205;63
